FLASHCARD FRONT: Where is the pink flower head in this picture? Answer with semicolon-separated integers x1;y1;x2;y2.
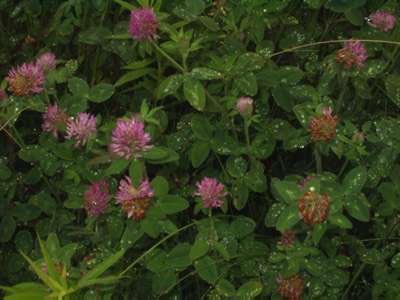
116;176;154;220
84;180;110;217
36;52;57;73
236;96;254;117
368;11;396;32
110;118;152;159
336;40;368;69
0;90;7;101
66;112;97;147
129;8;158;41
6;62;45;96
42;104;69;137
194;177;227;209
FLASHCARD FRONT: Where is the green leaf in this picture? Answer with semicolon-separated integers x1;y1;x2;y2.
76;275;120;289
68;77;90;98
276;205;300;232
184;79;206;111
112;0;135;10
312;223;327;245
191;114;214;141
123;59;153;70
272;85;295;112
325;0;365;12
216;279;236;297
15;231;33;253
4;291;48;300
158;195;189;214
379;182;399;209
157;75;184;99
78;26;111;45
105;159;129;176
78;249;125;286
230;216;256;239
19;146;47;162
198;16;220;31
329;214;353;229
236;281;263;298
191;67;222;80
167;243;192;270
189;140;210;168
236;72;257;96
195;256;218;284
185;0;205;15
90;83;115;103
343;166;367;195
0;216;16;242
114;68;154;87
391;252;400;268
121;220;143;249
19;252;64;292
344;8;364;26
142;146;169;160
129;159;142;186
37;235;65;289
226;156;248;178
141;217;160;238
151;176;169;197
262;0;290;12
244;161;267;193
345;193;370;222
265;203;286;227
231;181;249;210
144;147;179;164
190;240;209;261
0;162;11;180
272;179;302;204
152;271;177;295
385;74;400;107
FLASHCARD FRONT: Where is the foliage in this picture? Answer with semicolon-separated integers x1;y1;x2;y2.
1;0;400;299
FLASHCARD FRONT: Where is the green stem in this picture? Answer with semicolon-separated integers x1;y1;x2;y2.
270;39;400;58
208;208;217;243
341;220;400;299
150;41;186;73
119;222;195;276
338;159;349;178
314;145;322;174
244;119;251;151
341;263;366;300
336;74;348;113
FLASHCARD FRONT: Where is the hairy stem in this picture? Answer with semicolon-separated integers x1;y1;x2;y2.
151;41;186;73
119;222;195;276
270;39;400;58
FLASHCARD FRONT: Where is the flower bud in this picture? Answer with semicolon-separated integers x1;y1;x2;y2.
236;96;254;117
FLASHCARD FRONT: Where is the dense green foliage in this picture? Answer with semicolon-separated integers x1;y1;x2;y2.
1;0;400;299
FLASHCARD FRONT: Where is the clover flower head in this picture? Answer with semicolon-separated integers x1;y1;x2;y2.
194;177;227;209
116;176;154;220
129;8;158;41
84;180;110;217
66;112;97;147
6;62;45;96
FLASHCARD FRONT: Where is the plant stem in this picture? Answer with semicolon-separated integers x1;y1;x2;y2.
314;145;322;174
150;41;186;73
336;74;348;113
244;119;251;151
341;220;400;299
341;263;366;300
270;39;400;58
119;222;195;276
338;159;349;178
